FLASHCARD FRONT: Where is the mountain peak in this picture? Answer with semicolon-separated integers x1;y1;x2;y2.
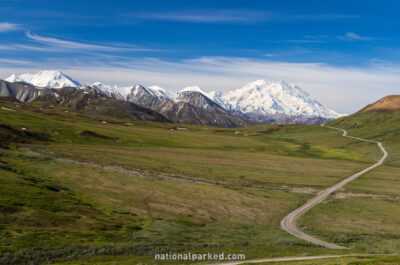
144;85;173;100
216;79;341;119
5;70;80;89
134;84;145;89
179;86;207;94
178;86;217;101
37;70;64;76
92;81;105;87
148;85;165;91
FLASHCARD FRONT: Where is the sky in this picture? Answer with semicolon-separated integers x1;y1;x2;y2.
1;0;400;113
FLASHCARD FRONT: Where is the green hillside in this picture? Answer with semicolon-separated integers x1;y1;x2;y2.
297;95;400;258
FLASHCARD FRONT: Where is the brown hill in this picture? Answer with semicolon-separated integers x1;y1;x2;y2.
362;95;400;112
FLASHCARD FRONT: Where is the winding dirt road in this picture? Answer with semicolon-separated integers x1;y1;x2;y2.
210;254;397;265
280;124;388;249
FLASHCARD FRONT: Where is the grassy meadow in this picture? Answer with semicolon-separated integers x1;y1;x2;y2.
0;98;396;264
296;108;400;260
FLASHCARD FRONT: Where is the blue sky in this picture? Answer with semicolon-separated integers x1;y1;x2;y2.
1;0;400;113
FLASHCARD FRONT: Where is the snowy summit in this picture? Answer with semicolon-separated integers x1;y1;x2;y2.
178;86;213;99
215;80;342;119
5;70;80;89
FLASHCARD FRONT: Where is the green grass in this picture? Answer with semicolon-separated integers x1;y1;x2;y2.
295;108;400;259
0;98;393;264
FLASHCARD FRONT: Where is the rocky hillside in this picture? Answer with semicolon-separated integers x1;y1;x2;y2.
0;79;169;122
89;82;251;127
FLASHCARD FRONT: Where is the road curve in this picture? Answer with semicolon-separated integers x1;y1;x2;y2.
280;123;388;249
210;254;397;265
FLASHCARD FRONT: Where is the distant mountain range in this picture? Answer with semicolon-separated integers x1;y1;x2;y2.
2;70;344;126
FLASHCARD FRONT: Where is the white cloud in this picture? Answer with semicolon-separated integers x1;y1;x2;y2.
131;10;273;23
1;57;400;114
0;59;32;65
0;22;20;32
26;31;159;52
129;10;356;23
338;32;372;41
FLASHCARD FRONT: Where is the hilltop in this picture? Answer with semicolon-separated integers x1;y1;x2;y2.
362;95;400;113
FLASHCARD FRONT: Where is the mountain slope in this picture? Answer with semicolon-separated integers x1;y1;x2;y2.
90;82;175;111
0;79;44;102
176;86;224;110
155;100;251;127
361;95;400;113
328;95;400;150
89;83;251;127
35;87;169;122
0;79;169;122
5;70;80;88
125;85;172;108
330;95;400;125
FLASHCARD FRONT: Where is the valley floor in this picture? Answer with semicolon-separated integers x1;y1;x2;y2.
0;98;399;264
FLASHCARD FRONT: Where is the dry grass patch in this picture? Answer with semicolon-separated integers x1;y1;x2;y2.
41;161;307;225
34;144;369;188
345;165;400;196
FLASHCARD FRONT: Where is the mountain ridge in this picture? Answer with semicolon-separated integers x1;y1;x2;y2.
0;79;169;123
4;70;343;125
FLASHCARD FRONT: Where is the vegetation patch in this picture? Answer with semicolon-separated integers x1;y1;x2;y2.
0;123;50;149
78;130;118;142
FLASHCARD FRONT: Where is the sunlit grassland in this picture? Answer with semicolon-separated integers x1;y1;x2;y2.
0;100;386;264
0;149;357;264
32;144;369;188
297;109;400;256
299;195;400;252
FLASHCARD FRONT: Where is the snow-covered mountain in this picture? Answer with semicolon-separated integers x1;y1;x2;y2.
148;85;175;101
5;70;80;89
178;86;213;99
176;86;226;110
214;80;342;121
86;83;250;126
91;82;174;101
90;82;175;109
89;82;131;100
2;70;343;125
